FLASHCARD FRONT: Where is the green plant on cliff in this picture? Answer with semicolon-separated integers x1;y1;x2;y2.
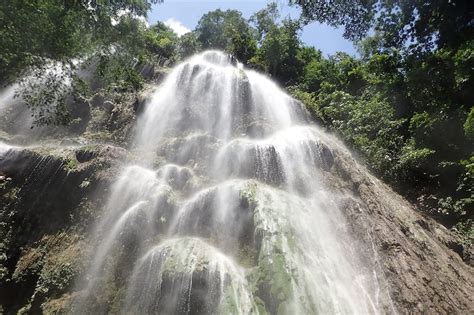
0;0;164;84
0;0;168;126
1;0;471;239
286;0;473;238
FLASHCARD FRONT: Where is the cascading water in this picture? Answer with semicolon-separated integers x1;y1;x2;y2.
76;51;392;314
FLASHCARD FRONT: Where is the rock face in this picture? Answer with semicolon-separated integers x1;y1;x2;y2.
324;143;474;313
0;144;126;313
0;51;472;314
2;142;472;314
0;61;164;314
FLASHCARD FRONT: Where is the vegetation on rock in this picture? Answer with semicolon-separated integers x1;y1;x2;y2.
1;0;471;243
0;0;472;312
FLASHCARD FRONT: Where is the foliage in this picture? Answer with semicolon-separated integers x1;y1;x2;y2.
1;2;180;126
465;107;474;139
248;4;305;84
146;21;179;61
178;32;201;59
290;0;473;236
229;28;257;63
16;63;75;126
374;0;473;53
195;9;257;62
291;0;473;52
2;0;472;238
289;0;375;40
0;0;163;85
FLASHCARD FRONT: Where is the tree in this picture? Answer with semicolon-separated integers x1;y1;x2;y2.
0;0;170;126
291;0;474;53
0;0;163;85
375;0;473;53
289;0;375;40
229;29;257;63
249;4;303;83
178;32;201;59
146;22;179;61
194;9;256;62
249;1;279;43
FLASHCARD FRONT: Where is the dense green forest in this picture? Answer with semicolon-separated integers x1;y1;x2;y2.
1;0;472;241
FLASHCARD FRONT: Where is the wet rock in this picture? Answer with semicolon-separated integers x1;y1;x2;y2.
217;142;286;186
68;97;91;134
156;164;195;191
133;86;154;114
158;134;221;167
90;94;105;108
243;120;276;139
75;148;98;163
324;149;474;313
0;232;89;314
60;138;81;146
172;182;255;251
317;142;334;171
136;63;155;81
153;270;220;314
0;144;126;313
102;100;114;112
124;238;256;314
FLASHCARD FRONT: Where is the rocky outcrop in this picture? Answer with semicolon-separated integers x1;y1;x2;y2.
0;144;127;313
322;141;474;314
3;138;471;314
0;52;472;314
0;63;171;313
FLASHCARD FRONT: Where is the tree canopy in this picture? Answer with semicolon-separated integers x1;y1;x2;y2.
195;9;257;63
0;0;164;84
291;0;474;53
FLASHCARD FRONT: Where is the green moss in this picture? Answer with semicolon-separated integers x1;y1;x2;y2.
17;303;32;315
65;157;78;170
240;181;258;206
248;242;295;314
219;289;240;314
265;252;293;300
0;177;19;202
254;296;269;315
11;231;88;313
455;219;474;244
237;244;257;268
41;293;73;314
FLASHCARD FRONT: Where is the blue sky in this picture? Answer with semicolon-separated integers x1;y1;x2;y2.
148;0;357;56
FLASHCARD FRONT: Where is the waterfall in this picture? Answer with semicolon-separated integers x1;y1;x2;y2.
76;51;390;314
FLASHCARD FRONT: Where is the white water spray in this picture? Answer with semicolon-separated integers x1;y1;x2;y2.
77;51;391;314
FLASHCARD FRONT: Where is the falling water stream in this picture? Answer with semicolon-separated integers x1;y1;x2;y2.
77;51;387;314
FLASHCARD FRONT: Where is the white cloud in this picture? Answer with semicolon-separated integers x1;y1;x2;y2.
164;18;190;37
112;9;149;27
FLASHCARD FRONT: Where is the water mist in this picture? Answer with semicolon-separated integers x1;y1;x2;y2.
75;51;392;314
